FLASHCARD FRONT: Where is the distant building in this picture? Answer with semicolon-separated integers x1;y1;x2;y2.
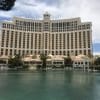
72;54;91;69
22;54;64;68
0;12;92;57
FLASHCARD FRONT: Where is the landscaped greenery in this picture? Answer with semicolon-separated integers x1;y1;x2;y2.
40;54;47;69
8;54;23;69
64;56;73;67
93;57;100;70
94;57;100;65
6;54;100;71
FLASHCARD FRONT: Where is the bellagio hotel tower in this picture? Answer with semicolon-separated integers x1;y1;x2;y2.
0;12;92;57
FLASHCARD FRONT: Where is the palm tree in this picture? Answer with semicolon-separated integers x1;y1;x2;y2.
64;56;73;68
40;53;47;70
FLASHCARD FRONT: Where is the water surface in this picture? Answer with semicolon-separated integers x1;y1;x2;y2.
0;70;100;100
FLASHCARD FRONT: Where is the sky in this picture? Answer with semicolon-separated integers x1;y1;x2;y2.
0;0;100;54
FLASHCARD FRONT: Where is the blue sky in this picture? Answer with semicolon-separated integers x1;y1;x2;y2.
93;43;100;55
0;0;100;54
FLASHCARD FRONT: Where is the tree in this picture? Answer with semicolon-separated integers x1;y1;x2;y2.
0;0;16;11
64;56;73;67
8;54;23;69
94;57;100;65
93;57;100;70
40;54;47;69
8;57;14;68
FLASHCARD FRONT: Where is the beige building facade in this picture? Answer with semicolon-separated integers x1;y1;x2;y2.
0;12;92;57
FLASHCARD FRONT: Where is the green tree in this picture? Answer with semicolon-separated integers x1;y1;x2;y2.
94;57;100;65
40;54;47;69
8;57;14;68
64;56;73;67
8;54;23;69
93;57;100;70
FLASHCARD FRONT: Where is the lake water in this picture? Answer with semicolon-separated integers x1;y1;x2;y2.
0;70;100;100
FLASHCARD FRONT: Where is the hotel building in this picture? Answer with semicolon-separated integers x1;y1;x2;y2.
0;12;92;57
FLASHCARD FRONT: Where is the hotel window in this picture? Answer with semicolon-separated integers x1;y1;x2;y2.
56;51;58;55
6;30;9;47
35;34;37;49
11;25;14;29
56;34;58;49
10;31;14;48
35;23;38;32
86;24;90;29
34;51;37;55
10;49;12;56
1;49;4;55
75;32;77;48
59;34;62;49
23;33;26;48
39;23;42;32
1;30;5;47
52;34;54;49
74;21;77;30
31;22;34;31
60;51;62;55
67;51;69;56
79;32;81;48
16;20;19;25
88;50;91;56
71;33;73;49
14;50;17;55
45;50;47;55
84;50;86;55
39;34;41;49
67;33;69;49
82;25;86;29
45;33;48;49
63;51;66;55
83;31;86;48
78;25;81;30
7;24;11;29
59;23;63;32
79;50;82;54
19;50;21;55
19;32;22;48
75;51;77;56
87;31;90;48
31;51;33;54
52;23;58;32
2;23;6;28
63;33;65;49
5;49;8;55
66;22;70;31
52;51;54;55
31;33;33;49
44;22;50;31
15;32;18;48
27;33;29;49
63;22;67;32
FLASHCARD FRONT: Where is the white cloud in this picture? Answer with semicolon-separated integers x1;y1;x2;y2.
0;0;100;43
93;52;100;56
